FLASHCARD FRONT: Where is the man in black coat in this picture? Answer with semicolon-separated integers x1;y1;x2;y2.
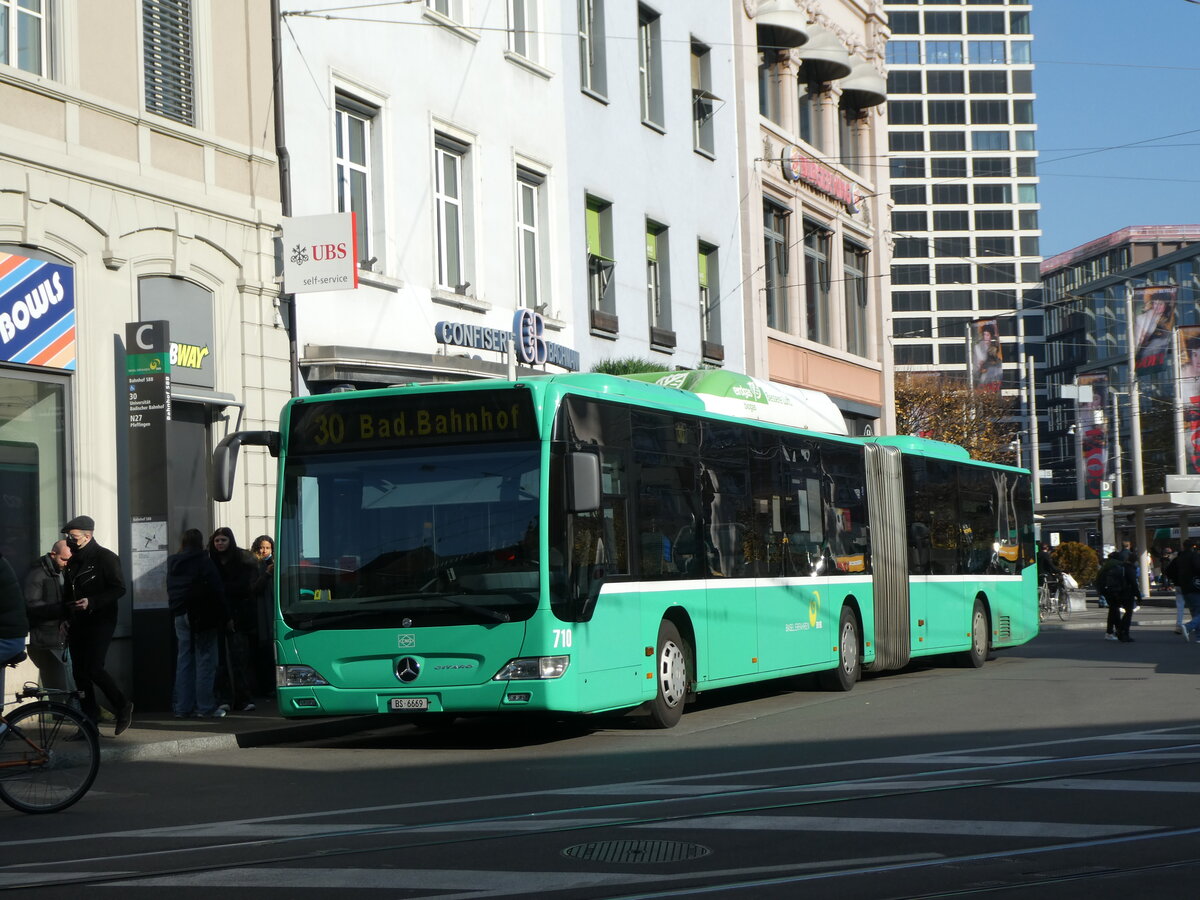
62;515;133;734
0;554;29;704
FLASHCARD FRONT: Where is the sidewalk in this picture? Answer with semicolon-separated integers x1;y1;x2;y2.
1040;587;1182;632
91;696;391;764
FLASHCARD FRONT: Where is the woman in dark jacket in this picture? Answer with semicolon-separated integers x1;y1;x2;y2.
209;527;257;711
168;529;227;717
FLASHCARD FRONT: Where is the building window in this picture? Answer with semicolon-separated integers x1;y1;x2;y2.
426;0;463;21
930;131;966;151
894;318;932;339
691;40;715;156
508;0;538;61
1018;183;1039;204
698;242;720;348
885;40;919;65
892;265;930;286
969;41;1005;64
924;41;962;64
973;157;1011;177
889;132;924;152
1017;157;1036;177
1011;42;1031;64
970;70;1008;93
516;167;543;310
838;99;859;170
926;70;964;93
923;11;962;34
936;264;971;285
1016;131;1036;151
972;131;1009;151
935;237;971;258
887;70;922;94
974;183;1012;204
888;100;923;125
637;5;663;129
888;12;919;35
927;100;965;125
893;185;927;206
976;236;1014;257
892;211;927;232
932;184;967;205
764;199;789;331
970;99;1009;124
1013;100;1034;124
978;262;1015;283
937;290;973;311
931;158;967;179
1;0;47;75
804;222;831;344
646;221;670;334
933;211;970;231
894;238;928;259
974;210;1013;231
844;242;869;357
892;291;931;312
967;12;1006;35
578;0;606;97
434;133;471;291
586;195;615;315
335;94;375;266
1018;210;1039;230
895;345;933;366
143;0;194;125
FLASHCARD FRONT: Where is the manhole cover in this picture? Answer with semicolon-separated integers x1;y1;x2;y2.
562;840;711;864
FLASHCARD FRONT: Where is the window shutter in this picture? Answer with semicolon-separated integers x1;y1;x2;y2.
144;0;195;126
586;205;602;256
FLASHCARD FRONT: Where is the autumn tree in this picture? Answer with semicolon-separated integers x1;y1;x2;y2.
895;373;1020;464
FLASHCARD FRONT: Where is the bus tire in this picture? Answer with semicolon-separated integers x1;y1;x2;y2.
819;606;861;692
961;599;989;669
648;620;689;729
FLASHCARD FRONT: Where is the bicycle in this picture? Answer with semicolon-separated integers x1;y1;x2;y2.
0;651;100;814
1038;575;1071;622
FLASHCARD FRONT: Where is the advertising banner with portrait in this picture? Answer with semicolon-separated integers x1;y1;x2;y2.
1176;325;1200;474
1077;372;1109;500
970;318;1003;392
1132;285;1176;371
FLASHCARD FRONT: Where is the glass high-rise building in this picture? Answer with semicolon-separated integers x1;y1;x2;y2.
883;1;1043;406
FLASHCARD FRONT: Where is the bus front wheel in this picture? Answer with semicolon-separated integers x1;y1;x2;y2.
819;606;861;692
648;620;689;729
961;600;989;668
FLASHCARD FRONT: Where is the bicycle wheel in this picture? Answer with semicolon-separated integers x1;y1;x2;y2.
0;701;99;814
1037;585;1048;622
1056;588;1071;621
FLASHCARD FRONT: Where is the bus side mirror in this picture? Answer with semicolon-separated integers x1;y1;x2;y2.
566;452;601;513
213;431;280;502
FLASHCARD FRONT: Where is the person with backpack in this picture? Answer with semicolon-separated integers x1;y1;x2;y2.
167;528;228;718
1099;548;1140;643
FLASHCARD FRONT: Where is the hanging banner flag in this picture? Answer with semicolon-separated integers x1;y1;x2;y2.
970;318;1003;391
1177;325;1200;474
1132;284;1176;371
0;251;76;370
1077;372;1109;500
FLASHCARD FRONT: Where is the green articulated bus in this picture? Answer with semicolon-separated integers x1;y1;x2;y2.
214;371;1038;728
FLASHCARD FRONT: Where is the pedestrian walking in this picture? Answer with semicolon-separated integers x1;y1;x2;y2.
167;529;228;718
62;515;133;734
1170;540;1200;643
209;527;257;711
22;540;76;697
0;555;28;704
1105;548;1140;642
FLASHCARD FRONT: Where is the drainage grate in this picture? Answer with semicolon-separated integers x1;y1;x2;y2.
562;840;711;864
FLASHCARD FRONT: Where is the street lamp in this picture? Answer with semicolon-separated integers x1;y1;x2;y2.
1009;438;1022;469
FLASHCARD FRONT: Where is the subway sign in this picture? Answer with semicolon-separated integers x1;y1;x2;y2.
435;310;580;371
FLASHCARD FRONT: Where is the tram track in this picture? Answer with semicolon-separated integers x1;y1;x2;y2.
3;737;1200;893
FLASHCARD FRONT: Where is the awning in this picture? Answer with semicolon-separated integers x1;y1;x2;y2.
796;25;852;84
839;61;887;109
755;0;809;51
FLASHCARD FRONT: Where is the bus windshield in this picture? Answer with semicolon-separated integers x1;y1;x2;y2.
278;443;541;629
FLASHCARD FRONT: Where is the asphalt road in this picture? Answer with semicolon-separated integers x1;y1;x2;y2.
2;617;1198;898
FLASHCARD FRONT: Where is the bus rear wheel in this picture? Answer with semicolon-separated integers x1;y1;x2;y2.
648;620;689;729
819;607;861;692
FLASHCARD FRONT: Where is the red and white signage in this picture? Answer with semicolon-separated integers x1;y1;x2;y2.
782;150;859;210
281;213;359;294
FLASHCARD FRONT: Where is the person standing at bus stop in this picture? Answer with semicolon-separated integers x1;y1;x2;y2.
1108;548;1140;643
62;515;133;734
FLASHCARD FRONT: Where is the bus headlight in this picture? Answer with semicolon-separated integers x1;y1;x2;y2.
492;656;570;680
276;665;330;687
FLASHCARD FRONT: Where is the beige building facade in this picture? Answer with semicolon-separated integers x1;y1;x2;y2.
734;0;894;436
0;1;286;701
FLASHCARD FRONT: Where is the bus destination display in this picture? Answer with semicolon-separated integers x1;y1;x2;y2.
288;389;538;453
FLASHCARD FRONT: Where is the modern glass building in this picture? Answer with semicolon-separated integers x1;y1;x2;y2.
882;1;1043;415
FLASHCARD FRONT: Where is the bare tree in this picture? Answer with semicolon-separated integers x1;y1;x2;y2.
895;373;1019;464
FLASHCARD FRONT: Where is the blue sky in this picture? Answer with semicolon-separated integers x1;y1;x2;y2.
1033;0;1200;259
